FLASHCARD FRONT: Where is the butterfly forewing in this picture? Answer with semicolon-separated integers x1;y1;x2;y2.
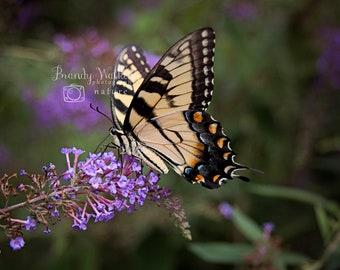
111;45;151;129
125;28;215;131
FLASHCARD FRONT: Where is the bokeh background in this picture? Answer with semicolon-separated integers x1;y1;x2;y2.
0;0;339;269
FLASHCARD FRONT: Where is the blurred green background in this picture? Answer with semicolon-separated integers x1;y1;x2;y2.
0;0;339;269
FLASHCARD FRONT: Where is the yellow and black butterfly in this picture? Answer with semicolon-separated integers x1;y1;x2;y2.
110;27;249;189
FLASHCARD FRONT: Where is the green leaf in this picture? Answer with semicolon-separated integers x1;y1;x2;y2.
189;242;253;264
314;205;331;243
280;250;312;265
271;250;311;270
232;206;263;242
246;183;340;217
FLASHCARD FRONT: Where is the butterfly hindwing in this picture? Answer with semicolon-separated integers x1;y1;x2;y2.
134;110;248;189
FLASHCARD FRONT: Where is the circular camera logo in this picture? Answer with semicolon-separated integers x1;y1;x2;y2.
63;83;85;102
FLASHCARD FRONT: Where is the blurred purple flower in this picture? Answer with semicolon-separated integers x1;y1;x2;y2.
263;222;275;234
85;28;99;41
91;39;111;57
219;202;234;219
54;29;114;70
116;8;136;27
24;82;104;131
144;51;161;69
317;28;340;89
10;237;25;251
54;34;74;53
15;2;40;29
262;222;275;240
226;1;258;22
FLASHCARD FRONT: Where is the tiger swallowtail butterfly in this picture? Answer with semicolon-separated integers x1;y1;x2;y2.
109;27;250;189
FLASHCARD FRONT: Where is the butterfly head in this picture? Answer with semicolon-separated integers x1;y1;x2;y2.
109;127;118;136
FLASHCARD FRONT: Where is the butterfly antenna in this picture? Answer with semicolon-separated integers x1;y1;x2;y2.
90;103;112;122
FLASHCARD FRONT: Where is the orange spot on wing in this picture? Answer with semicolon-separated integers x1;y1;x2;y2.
217;137;226;148
223;152;232;159
213;175;220;182
195;174;205;182
208;123;218;134
193;112;203;123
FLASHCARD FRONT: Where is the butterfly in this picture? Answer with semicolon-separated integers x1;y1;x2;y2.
109;27;250;189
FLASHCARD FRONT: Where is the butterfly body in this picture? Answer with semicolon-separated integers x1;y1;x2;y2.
110;28;249;189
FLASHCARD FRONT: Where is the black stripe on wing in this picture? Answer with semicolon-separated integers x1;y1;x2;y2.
111;45;151;129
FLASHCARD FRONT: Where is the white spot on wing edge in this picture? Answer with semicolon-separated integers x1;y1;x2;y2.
202;38;209;47
203;57;209;64
201;29;209;38
203;66;209;75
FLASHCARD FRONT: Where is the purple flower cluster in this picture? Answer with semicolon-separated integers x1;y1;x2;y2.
67;150;171;230
20;29;116;132
23;82;104;131
20;28;162;132
54;29;113;70
1;148;184;251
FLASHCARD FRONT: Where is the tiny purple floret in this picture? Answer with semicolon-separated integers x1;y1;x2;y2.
10;237;25;251
219;202;234;219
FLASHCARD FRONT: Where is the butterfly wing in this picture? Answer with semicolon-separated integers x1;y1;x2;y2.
134;110;248;189
125;27;215;131
111;28;248;188
111;45;151;130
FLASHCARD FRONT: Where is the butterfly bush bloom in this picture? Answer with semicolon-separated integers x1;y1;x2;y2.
144;51;161;69
9;237;25;251
0;147;190;251
21;29;120;132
